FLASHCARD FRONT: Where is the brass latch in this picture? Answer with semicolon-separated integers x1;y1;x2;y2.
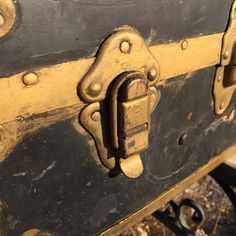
79;27;160;178
213;0;236;114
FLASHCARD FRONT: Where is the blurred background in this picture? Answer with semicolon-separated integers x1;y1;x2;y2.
120;176;236;236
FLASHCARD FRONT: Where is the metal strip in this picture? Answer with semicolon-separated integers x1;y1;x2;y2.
0;33;223;124
100;143;236;236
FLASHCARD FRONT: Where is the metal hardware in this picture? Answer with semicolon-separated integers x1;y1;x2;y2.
80;102;116;169
0;32;223;164
0;33;221;127
181;40;188;50
22;229;41;236
78;27;160;103
153;199;205;236
0;0;16;38
213;0;236;115
110;72;155;178
22;72;39;86
79;28;160;178
22;230;52;236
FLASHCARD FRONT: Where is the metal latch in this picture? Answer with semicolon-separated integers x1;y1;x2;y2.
213;0;236;114
79;27;160;178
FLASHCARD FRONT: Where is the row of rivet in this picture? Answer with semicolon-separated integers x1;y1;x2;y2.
22;72;39;86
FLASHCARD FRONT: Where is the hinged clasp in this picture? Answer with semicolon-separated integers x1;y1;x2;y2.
213;0;236;115
78;27;160;178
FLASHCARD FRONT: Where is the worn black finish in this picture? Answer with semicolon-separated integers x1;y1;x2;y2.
2;68;236;235
0;0;233;77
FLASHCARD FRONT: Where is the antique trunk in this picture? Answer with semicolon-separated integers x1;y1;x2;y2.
0;0;236;235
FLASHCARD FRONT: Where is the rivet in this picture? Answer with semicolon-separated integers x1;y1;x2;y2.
22;73;39;86
217;75;222;82
120;40;131;54
91;111;101;121
87;82;102;97
181;40;188;50
0;14;5;27
148;67;158;81
220;103;225;110
223;50;230;60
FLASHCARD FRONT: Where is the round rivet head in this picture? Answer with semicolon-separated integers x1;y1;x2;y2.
87;82;102;97
223;50;230;60
148;67;158;81
181;40;188;50
217;75;222;82
120;40;131;54
22;73;39;86
0;14;5;27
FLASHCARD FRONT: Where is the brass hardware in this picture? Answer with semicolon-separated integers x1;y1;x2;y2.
181;40;188;50
91;111;101;122
78;27;160;103
119;154;143;179
0;33;222;127
79;28;161;178
110;72;153;178
80;77;160;177
0;0;16;38
213;0;236;115
0;32;223;164
148;67;158;82
22;72;39;86
80;102;116;169
120;40;131;54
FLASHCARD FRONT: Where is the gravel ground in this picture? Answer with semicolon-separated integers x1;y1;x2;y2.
120;176;236;236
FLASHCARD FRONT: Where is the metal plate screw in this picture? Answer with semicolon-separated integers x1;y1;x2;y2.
22;73;39;86
87;82;102;97
181;40;188;50
120;40;131;54
148;67;158;81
